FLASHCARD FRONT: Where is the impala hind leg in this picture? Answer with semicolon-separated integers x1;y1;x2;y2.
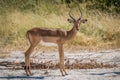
24;45;35;76
24;33;40;76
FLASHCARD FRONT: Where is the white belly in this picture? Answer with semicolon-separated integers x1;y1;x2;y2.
40;41;57;46
40;36;60;46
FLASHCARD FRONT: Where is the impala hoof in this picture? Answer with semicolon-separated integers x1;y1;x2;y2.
65;73;68;75
26;73;33;76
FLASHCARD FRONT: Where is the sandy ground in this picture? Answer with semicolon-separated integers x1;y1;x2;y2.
0;68;120;80
0;49;120;80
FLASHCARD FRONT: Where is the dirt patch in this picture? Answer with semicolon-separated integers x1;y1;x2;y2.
0;60;117;70
0;52;10;58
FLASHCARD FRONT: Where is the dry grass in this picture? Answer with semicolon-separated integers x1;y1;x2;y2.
0;9;120;51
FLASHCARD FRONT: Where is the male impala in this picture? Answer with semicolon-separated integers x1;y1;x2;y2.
24;9;87;76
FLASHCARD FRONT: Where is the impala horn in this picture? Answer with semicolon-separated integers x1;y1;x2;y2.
69;9;75;21
77;7;82;20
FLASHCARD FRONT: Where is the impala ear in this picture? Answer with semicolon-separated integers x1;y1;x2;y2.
81;19;87;23
67;19;74;23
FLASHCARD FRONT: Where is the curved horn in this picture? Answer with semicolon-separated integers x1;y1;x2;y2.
69;9;75;21
78;7;82;20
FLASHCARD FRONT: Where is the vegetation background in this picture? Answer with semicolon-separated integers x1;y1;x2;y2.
0;0;120;51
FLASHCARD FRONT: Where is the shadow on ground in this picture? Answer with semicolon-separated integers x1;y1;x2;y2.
90;72;120;75
0;76;44;79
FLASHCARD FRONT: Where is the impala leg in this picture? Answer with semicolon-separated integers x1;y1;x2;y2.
27;48;31;75
25;50;30;75
62;64;67;75
25;45;35;76
58;44;64;76
59;55;64;76
58;44;67;76
25;47;30;75
24;34;40;76
61;52;67;75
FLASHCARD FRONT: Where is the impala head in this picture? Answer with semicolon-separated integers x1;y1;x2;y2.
67;8;87;31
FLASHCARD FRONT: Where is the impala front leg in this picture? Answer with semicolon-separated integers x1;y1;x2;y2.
58;44;67;76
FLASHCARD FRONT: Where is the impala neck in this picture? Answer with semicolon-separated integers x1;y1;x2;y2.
66;26;77;40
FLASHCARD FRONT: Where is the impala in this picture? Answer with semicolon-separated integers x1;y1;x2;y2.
24;9;87;76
